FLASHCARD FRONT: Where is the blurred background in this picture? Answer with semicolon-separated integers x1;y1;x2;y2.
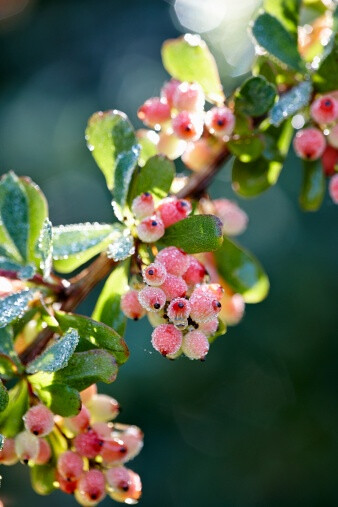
0;0;338;505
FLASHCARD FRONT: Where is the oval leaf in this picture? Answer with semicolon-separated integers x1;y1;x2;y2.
0;380;28;437
30;464;56;495
228;135;264;163
161;215;223;253
0;289;35;328
299;159;325;211
269;81;312;127
128;155;175;204
232;157;283;197
264;0;300;35
235;76;277;117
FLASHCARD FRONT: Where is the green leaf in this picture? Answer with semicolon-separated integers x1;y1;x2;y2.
0;326;22;368
52;222;120;273
26;329;80;374
235;76;277;117
264;0;300;36
214;237;269;303
0;381;9;412
0;380;28;437
161;215;223;253
113;147;141;221
161;34;225;104
232;157;283;197
55;311;129;365
128;155;175;204
313;34;338;92
92;260;130;336
208;318;227;344
0;289;35;328
269;81;312;126
0;222;22;261
86;110;139;191
228;135;264;163
252;13;304;71
299;159;325;211
36;384;81;417
36;218;53;278
138;132;158;167
30;464;56;495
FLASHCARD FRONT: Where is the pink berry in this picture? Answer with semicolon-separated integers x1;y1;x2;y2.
105;466;131;492
56;471;78;495
167;297;191;322
15;431;39;463
190;293;221;323
57;451;84;481
151;324;183;357
108;469;142;503
212;199;248;236
132;192;155;219
74;429;103;458
293;127;326;160
80;384;97;404
321;145;338;176
160;274;187;300
121;289;146;320
157;131;187;160
0;438;18;465
157;197;192;227
63;404;90;434
137;97;171;128
182;256;207;286
161;79;181;108
328;124;338;149
182;330;210;360
172;111;203;141
138;286;166;312
310;95;338;124
329;173;338;204
75;469;106;505
100;438;128;465
91;422;113;440
198;318;219;336
34;438;51;465
156;247;190;276
192;283;224;301
205;107;235;138
117;425;144;462
24;404;54;437
173;81;205;112
86;394;120;423
221;293;245;325
137;215;165;243
142;262;167;286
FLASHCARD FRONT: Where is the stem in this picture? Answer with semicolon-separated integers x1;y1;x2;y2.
0;269;68;294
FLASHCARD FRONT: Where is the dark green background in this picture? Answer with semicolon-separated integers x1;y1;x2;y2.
0;0;338;505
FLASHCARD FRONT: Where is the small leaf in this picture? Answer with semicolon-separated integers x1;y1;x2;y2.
161;34;225;104
0;326;22;368
30;464;56;495
85;110;139;191
0;381;9;412
252;13;305;71
107;231;135;262
26;328;80;374
0;380;28;437
36;218;53;279
128;155;175;205
228;135;264;162
214;237;269;303
92;261;130;336
56;311;129;365
36;384;81;417
113;146;141;221
269;81;312;126
0;289;35;328
232;157;283;197
235;76;277;117
161;215;223;253
299;159;325;211
208;318;227;344
52;222;120;273
264;0;300;36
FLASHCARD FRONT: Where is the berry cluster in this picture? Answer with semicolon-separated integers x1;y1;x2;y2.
292;91;338;204
0;385;143;506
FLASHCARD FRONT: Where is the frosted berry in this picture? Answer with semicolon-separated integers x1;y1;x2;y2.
138;286;166;312
15;431;39;463
156;246;190;276
321;145;338;176
190;293;221;323
137;97;171;128
293;127;326;160
80;384;97;404
157;131;187;160
142;262;167;286
63;404;90;434
205;106;235;138
160;274;187;300
108;469;142;503
117;425;144;462
100;437;128;465
137;215;165;243
221;293;245;325
310;95;338;124
172;111;204;141
328;124;338;149
75;469;106;505
0;438;18;465
57;451;84;481
23;404;54;437
192;283;224;301
329;173;338;204
132;192;155;219
182;256;206;286
167;297;191;322
86;394;120;423
173;81;205;112
182;330;210;360
157;197;192;227
121;289;146;320
161;78;181;107
212;199;248;236
74;429;103;458
34;438;51;465
151;324;183;357
56;471;78;495
198;318;219;336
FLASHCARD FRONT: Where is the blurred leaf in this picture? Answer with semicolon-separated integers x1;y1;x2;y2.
138;133;158;167
0;289;35;328
113;147;141;221
86;110;138;191
264;0;300;35
0;355;20;379
235;76;277;117
161;215;223;253
0;381;9;412
36;218;53;279
261;118;293;158
26;329;79;374
232;157;283;197
0;326;22;368
208;318;227;344
0;380;28;437
0;223;22;261
252;13;305;71
313;34;338;92
269;81;312;126
214;237;269;303
161;34;225;104
228;135;264;162
107;230;135;262
92;260;130;336
0;257;36;280
56;311;129;365
36;383;81;417
129;155;175;204
52;222;120;273
30;464;56;495
299;159;325;211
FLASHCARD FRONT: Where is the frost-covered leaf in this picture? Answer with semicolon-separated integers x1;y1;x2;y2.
0;380;28;437
107;230;135;262
235;76;277;117
269;81;312;126
161;215;223;253
113;147;140;221
0;289;35;328
0;257;35;280
36;218;53;279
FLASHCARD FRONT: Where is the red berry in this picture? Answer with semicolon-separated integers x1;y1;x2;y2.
293;127;326;160
310;95;338;124
138;286;166;312
329;173;338;204
151;324;183;357
57;451;84;481
105;466;131;492
205;106;235;138
0;438;18;465
182;330;210;360
172;111;203;141
63;404;90;434
182;256;206;286
212;199;248;236
221;293;245;325
160;274;187;300
157;197;191;227
198;318;219;336
15;431;39;463
108;469;142;503
137;215;165;243
24;404;54;437
132;192;155;219
173;81;205;112
157;131;187;160
189;292;222;323
142;262;167;286
328;124;338;149
156;247;190;276
75;469;106;505
121;289;146;320
321;145;338;176
56;471;78;495
74;429;102;458
34;438;51;465
161;79;181;108
86;394;120;423
167;297;191;322
100;437;127;465
137;97;171;128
